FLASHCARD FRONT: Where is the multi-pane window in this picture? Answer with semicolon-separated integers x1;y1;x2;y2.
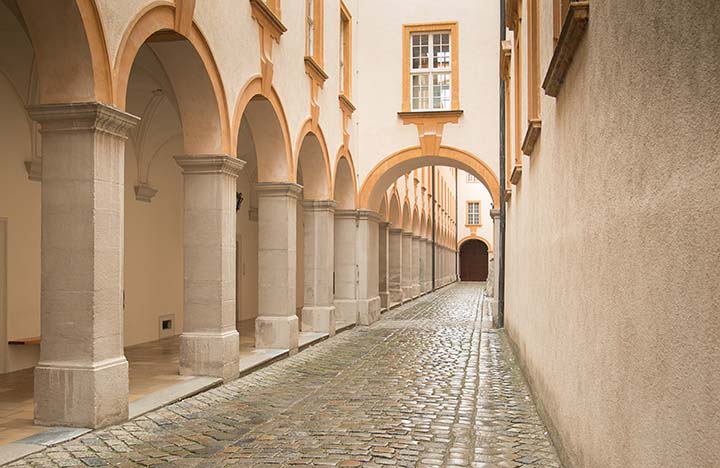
339;4;351;96
410;32;451;111
466;173;479;183
467;201;480;225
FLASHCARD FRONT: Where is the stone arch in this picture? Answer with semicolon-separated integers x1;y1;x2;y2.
17;0;112;104
334;152;358;210
402;200;412;231
359;146;500;211
114;3;230;154
378;194;388;222
295;121;331;200
459;235;493;253
388;191;401;227
232;77;293;182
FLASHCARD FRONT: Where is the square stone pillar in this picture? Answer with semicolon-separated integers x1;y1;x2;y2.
28;102;138;428
334;209;358;324
388;228;403;304
255;182;302;351
401;231;413;301
378;222;390;309
301;200;336;335
357;210;381;325
175;155;244;381
411;235;421;298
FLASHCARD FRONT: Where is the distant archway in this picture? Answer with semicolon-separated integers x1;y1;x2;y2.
359;146;500;211
459;239;489;282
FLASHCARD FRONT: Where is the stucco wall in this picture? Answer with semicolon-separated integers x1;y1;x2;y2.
457;170;493;248
504;2;720;467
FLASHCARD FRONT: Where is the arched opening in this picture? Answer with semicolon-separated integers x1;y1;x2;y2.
359;146;500;211
296;129;332;334
459;239;489;282
333;154;359;327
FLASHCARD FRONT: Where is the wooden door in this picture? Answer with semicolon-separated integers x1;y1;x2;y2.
460;240;488;281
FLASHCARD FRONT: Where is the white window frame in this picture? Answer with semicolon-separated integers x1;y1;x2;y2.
466;201;481;226
339;18;346;94
410;31;452;111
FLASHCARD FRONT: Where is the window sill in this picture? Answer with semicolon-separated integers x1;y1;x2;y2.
510;164;522;185
465;224;482;228
504;188;512;201
542;1;589;97
398;109;464;121
521;119;542;156
249;0;286;38
304;56;328;85
339;93;356;114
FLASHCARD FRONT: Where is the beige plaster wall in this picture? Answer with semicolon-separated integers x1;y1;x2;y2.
123;137;184;347
457;170;493;248
0;74;41;372
504;2;720;467
355;0;499;181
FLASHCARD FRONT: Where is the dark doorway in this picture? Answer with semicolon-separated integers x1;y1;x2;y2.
459;240;488;281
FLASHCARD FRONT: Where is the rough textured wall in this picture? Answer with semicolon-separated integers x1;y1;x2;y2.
505;2;720;467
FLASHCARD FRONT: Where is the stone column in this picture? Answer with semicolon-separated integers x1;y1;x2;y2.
334;209;358;325
425;239;433;292
357;210;381;325
378;222;390;309
175;155;243;381
255;182;302;352
301;200;336;335
418;237;425;295
411;235;421;297
490;208;501;293
388;227;403;305
401;231;413;301
29;103;138;428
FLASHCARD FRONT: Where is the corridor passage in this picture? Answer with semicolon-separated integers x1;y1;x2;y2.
9;285;561;468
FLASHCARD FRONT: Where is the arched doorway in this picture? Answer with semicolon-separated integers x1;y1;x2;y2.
459;240;488;281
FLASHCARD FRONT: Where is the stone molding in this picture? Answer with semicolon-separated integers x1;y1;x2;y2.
402;230;413;238
254;181;302;199
357;209;381;223
174;154;245;177
28;102;139;139
335;208;358;220
490;208;501;220
412;235;421;240
134;182;158;202
24;160;42;182
302;199;336;212
389;227;404;234
543;1;590;97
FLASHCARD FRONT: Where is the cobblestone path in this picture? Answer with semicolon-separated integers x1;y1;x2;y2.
9;284;562;468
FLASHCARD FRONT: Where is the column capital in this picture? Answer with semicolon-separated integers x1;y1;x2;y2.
302;199;336;212
175;154;245;177
412;235;421;240
402;230;413;237
357;209;382;223
254;181;303;198
379;221;391;228
28;102;139;138
389;227;404;234
490;208;501;220
335;208;358;220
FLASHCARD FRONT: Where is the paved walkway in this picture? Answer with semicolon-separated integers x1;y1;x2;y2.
8;284;562;468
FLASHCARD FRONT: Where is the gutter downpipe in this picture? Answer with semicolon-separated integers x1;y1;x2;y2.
431;166;436;291
498;0;507;327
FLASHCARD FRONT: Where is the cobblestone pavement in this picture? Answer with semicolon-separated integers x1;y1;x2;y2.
9;284;562;468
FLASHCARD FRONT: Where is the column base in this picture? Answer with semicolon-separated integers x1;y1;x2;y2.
379;291;390;309
301;306;336;336
34;357;128;428
389;288;403;305
180;330;240;381
357;296;381;326
412;284;421;298
255;316;299;352
402;286;413;302
334;299;358;324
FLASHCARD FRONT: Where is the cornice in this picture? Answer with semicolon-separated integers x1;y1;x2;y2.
174;154;246;177
254;181;303;198
543;1;590;97
304;56;329;85
27;102;139;138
